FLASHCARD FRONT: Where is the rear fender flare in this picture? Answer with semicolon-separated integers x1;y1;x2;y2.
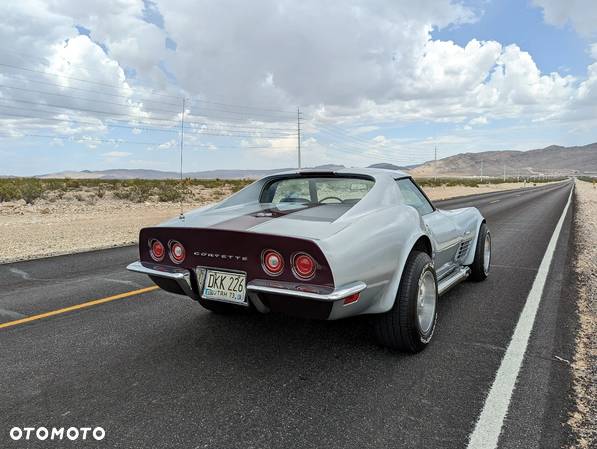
463;215;487;266
363;231;433;314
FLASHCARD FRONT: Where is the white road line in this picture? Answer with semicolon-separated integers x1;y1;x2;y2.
489;200;500;204
466;183;574;449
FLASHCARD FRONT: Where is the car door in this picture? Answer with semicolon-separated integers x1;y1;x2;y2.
395;178;461;279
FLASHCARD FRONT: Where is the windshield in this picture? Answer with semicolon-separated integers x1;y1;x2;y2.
261;176;374;206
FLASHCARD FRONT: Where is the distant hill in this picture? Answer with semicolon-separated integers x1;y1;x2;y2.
368;163;420;171
35;165;346;180
12;142;597;180
410;142;597;177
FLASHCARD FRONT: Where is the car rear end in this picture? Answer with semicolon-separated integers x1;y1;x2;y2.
128;226;366;319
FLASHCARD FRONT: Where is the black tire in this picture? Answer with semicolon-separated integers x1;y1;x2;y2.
469;222;490;282
198;299;250;315
373;251;438;353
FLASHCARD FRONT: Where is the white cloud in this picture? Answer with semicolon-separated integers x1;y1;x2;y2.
102;151;131;157
532;0;597;36
1;0;596;173
157;139;177;150
469;116;488;126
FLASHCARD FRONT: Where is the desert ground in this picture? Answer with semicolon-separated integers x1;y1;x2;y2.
569;179;597;449
0;180;558;264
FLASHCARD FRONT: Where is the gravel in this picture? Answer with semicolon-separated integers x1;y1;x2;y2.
568;180;597;449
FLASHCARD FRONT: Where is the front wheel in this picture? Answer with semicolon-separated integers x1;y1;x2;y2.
373;251;438;353
469;222;491;282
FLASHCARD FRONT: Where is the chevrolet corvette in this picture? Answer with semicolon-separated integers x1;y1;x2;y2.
127;168;490;352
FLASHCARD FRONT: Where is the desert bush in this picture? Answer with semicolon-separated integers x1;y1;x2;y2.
0;177;254;203
158;184;183;202
113;189;132;200
20;181;43;204
577;176;596;183
65;178;81;189
0;182;20;202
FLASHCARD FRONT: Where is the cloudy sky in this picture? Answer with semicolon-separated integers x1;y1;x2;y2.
0;0;596;175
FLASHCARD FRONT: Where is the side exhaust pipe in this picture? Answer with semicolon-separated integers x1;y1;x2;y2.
437;266;471;296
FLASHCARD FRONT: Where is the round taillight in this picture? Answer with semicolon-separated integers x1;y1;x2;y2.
149;239;165;262
262;250;284;276
292;253;316;280
169;240;186;264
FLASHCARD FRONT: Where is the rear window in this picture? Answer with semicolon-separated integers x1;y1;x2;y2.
261;177;374;205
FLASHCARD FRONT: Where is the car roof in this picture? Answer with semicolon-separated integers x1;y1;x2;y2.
264;167;410;181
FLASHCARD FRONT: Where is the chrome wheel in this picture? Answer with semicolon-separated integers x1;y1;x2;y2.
483;233;491;275
416;268;437;334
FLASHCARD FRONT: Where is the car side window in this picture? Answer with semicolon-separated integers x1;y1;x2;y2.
396;179;434;215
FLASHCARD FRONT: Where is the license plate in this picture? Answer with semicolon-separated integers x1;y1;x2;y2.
201;270;247;305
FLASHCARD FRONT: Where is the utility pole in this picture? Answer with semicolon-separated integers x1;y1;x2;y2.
503;164;506;182
179;97;186;220
297;107;302;169
434;145;437;182
480;160;484;183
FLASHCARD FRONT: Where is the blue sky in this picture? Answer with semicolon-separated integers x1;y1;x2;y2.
434;0;592;76
0;0;596;176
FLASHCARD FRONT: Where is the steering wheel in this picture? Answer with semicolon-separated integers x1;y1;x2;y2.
318;196;344;204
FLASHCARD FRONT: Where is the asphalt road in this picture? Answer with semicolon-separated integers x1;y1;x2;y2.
0;181;577;449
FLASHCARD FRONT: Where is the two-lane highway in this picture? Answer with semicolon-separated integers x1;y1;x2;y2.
0;181;576;448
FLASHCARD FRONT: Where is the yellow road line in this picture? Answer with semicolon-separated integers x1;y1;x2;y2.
0;285;159;330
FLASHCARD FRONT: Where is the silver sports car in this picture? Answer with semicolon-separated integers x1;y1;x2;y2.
127;168;491;352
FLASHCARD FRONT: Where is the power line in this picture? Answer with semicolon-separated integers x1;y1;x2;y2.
188;97;295;115
0;131;298;150
0;104;297;136
1;61;298;115
306;127;433;163
313;122;374;146
312;126;433;158
0;112;295;139
0;110;178;134
0;84;182;115
0;96;297;131
185;103;296;120
0;72;183;107
0;97;180;124
0;62;182;99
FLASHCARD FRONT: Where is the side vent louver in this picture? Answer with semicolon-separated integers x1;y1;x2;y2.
456;240;471;260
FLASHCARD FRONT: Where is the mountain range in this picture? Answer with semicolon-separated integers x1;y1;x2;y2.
25;142;597;179
409;142;597;177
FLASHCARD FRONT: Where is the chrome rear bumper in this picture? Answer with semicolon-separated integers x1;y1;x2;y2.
127;260;366;303
246;279;366;302
126;261;198;299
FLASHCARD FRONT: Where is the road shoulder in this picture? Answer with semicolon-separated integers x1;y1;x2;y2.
567;181;597;449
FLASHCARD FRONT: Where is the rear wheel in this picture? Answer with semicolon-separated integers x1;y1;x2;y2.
373;251;438;353
469;222;491;282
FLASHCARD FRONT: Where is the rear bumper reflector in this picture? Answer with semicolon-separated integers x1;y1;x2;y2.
342;293;360;305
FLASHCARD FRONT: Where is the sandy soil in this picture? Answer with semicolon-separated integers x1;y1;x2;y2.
568;180;597;449
422;181;538;201
0;181;542;264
